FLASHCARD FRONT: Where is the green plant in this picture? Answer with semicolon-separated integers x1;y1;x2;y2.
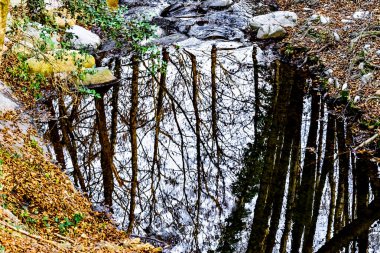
55;213;84;234
0;245;5;253
42;215;50;227
78;86;101;99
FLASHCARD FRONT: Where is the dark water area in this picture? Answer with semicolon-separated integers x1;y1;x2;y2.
38;0;380;251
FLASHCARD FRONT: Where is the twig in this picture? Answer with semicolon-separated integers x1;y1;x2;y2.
353;132;380;151
0;220;64;249
53;232;75;244
130;234;169;247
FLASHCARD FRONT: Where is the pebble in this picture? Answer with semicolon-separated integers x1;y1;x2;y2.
361;72;373;84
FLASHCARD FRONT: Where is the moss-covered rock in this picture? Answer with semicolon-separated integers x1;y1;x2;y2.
80;67;117;85
26;49;95;75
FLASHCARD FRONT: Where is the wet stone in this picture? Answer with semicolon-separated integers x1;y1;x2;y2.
161;3;203;18
153;33;189;45
205;11;250;30
188;24;245;41
201;0;234;10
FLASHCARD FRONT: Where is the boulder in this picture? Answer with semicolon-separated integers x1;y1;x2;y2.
66;25;101;50
153;33;188;45
256;24;286;39
250;11;297;30
80;67;117;85
0;82;18;113
201;0;234;10
11;40;34;56
26;50;95;75
10;0;22;7
188;25;244;41
21;23;60;50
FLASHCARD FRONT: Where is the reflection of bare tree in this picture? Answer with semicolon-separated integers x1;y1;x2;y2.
42;44;380;252
42;44;259;250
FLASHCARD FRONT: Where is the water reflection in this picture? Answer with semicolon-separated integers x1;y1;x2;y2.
42;46;379;252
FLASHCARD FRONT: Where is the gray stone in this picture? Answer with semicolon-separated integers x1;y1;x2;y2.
188;25;245;41
250;11;297;30
353;11;370;19
257;24;286;39
361;72;373;84
201;0;234;10
66;25;101;50
153;33;189;45
0;82;18;113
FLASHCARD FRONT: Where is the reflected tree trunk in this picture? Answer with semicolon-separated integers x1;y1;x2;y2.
95;93;115;209
247;61;301;253
356;156;369;253
45;98;66;171
317;198;380;253
190;52;202;252
127;54;140;235
149;48;169;228
291;91;320;253
303;111;336;253
58;95;87;193
265;63;306;253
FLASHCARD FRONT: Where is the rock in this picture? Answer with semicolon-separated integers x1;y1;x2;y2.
361;72;373;84
333;32;340;41
153;33;189;45
201;0;234;10
10;0;22;7
0;82;18;113
206;12;250;30
11;40;35;56
44;0;63;10
22;23;60;50
161;3;201;18
309;14;330;24
256;24;286;39
319;15;330;24
188;25;245;41
250;11;297;30
66;25;101;50
341;19;354;24
376;50;380;56
353;11;370;19
26;50;95;75
80;67;117;85
375;90;380;96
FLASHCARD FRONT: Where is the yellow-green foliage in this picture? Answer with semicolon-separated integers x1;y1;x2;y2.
0;0;10;52
106;0;118;11
26;50;95;75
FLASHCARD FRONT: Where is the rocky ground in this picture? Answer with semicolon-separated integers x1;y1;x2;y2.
276;0;379;157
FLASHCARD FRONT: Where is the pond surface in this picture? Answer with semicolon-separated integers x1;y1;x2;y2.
40;1;380;252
